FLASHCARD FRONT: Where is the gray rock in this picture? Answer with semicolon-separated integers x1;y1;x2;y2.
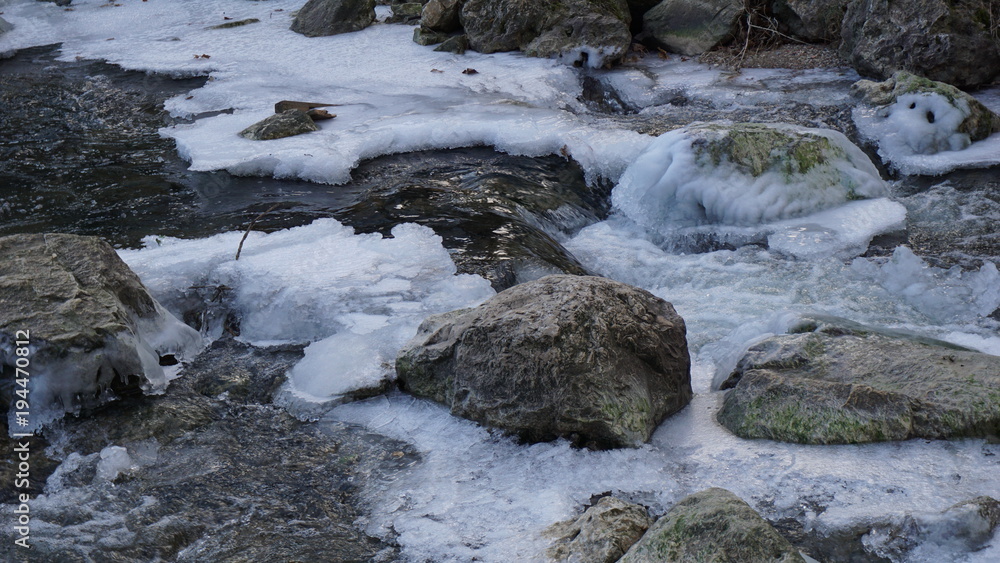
0;17;13;36
770;0;847;42
421;0;464;32
387;2;424;24
36;0;72;6
290;0;377;37
434;34;469;54
852;71;1000;144
413;26;451;45
238;109;320;141
620;488;805;563
718;316;1000;444
0;233;200;431
546;496;653;563
460;0;632;67
396;274;692;449
861;496;1000;560
840;0;1000;89
642;0;743;56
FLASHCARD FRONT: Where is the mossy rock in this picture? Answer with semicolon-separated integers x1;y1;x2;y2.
691;122;848;179
718;317;1000;444
619;488;805;562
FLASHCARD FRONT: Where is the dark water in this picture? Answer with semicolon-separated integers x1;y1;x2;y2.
0;45;606;290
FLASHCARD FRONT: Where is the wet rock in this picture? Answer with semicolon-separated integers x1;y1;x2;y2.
396;274;692;449
290;0;377;37
852;71;1000;152
238;109;321;140
460;0;632;68
434;34;469;54
182;337;304;404
770;0;847;42
840;0;1000;89
545;496;653;563
620;488;805;562
421;0;464;32
861;496;1000;560
642;0;743;56
0;234;200;431
718;316;1000;444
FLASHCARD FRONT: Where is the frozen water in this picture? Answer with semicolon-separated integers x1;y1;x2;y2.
118;219;494;406
853;89;1000;175
95;446;134;482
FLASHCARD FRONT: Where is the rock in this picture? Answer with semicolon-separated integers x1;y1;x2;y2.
182;338;304;404
852;71;1000;153
238;109;321;140
396;274;692;449
421;0;464;32
770;0;847;42
290;0;377;37
717;316;1000;444
434;34;469;54
460;0;633;68
0;233;200;431
274;100;336;113
413;26;450;45
209;18;261;30
546;496;653;563
0;17;13;36
387;2;424;24
642;0;743;56
862;496;1000;560
840;0;1000;89
36;0;72;6
620;488;805;563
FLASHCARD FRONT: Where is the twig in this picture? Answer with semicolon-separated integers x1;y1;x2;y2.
235;203;281;260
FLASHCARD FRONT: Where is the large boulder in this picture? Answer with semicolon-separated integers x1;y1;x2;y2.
290;0;377;37
420;0;464;32
545;496;653;563
396;274;692;449
642;0;743;56
0;234;200;432
852;71;1000;155
717;316;1000;444
459;0;632;68
619;488;805;562
840;0;1000;89
770;0;848;42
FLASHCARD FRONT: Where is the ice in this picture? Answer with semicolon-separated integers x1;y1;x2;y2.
95;446;134;482
331;368;1000;563
853;89;1000;175
851;247;1000;324
118;219;494;405
610;123;888;232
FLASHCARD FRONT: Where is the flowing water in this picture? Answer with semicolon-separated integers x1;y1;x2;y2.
1;1;999;561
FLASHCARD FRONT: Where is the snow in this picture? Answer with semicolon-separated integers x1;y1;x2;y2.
118;219;494;406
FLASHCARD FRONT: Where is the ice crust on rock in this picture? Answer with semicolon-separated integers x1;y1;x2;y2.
119;219;494;406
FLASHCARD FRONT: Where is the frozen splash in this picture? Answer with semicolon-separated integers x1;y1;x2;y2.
118;219;494;405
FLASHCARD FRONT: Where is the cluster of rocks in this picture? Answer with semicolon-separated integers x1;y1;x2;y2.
289;0;1000;87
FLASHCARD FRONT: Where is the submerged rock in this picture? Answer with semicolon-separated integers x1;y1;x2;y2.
840;0;1000;88
619;488;805;562
611;122;888;232
642;0;743;56
290;0;377;37
238;109;321;140
771;0;847;42
546;496;653;563
718;316;1000;444
852;71;1000;155
460;0;632;68
396;274;692;449
0;233;200;432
